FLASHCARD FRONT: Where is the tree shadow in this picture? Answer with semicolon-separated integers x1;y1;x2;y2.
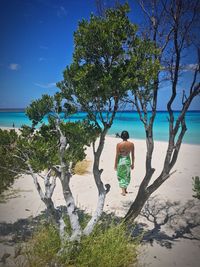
123;196;200;248
1;197;200;251
0;206;121;247
0;210;50;245
0;208;124;265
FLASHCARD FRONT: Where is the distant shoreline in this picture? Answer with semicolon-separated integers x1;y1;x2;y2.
0;109;200;113
0;110;200;145
0;108;25;112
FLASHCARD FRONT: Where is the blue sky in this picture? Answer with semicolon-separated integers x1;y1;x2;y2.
0;0;199;110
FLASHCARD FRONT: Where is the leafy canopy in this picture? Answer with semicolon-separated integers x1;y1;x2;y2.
0;93;98;193
58;4;137;121
58;3;160;129
23;94;98;172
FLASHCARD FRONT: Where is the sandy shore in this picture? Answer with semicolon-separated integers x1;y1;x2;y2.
0;135;200;266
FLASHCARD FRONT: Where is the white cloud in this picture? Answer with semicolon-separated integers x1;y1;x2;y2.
181;64;198;71
38;57;46;62
35;82;56;89
162;63;199;72
9;63;20;71
57;6;67;17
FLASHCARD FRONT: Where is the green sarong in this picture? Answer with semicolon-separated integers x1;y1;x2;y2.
117;155;131;188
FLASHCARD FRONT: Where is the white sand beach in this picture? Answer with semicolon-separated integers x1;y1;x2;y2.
0;136;200;266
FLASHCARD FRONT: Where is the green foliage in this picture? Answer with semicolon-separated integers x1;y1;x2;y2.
19;91;98;172
192;176;200;199
125;38;160;107
0;129;24;194
18;124;60;172
0;93;98;193
25;224;61;267
23;222;138;267
57;3;160;132
58;4;138;128
1;87;98;174
26;94;53;127
15;121;96;173
128;39;160;84
76;224;138;267
60;120;99;167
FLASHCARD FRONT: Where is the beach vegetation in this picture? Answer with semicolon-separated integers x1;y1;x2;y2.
0;92;99;244
74;160;91;175
23;222;138;267
192;176;200;200
0;129;22;194
25;224;61;267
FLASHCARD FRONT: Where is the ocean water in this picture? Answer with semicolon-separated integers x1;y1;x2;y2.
0;110;199;145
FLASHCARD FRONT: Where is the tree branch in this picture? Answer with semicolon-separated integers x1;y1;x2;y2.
147;170;177;195
27;162;45;200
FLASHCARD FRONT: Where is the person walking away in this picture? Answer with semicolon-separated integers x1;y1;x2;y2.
114;130;135;196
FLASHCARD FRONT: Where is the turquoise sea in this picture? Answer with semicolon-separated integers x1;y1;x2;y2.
0;110;200;145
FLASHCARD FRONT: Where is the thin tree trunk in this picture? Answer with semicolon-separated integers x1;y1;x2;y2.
124;188;150;222
56;119;82;241
83;97;118;235
60;176;82;241
43;197;60;224
83;129;109;235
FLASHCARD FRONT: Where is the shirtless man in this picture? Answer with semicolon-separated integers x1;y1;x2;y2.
114;130;135;196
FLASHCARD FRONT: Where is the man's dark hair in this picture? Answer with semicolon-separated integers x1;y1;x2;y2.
121;130;129;140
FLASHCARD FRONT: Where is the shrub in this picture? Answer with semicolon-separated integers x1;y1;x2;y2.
0;129;19;194
24;224;60;267
192;176;200;199
23;222;139;267
74;160;91;175
76;223;138;267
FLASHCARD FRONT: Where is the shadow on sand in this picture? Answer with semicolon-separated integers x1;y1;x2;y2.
123;196;200;248
0;198;200;250
0;207;120;247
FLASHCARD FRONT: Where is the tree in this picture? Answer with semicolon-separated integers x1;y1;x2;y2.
0;93;98;243
124;0;200;222
0;129;21;193
57;3;158;234
0;4;158;247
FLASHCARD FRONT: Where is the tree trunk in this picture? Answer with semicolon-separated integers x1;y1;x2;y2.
124;186;150;222
83;191;106;235
28;165;60;225
60;177;82;241
83;130;109;235
43;197;60;224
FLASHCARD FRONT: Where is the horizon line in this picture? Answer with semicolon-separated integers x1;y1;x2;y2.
0;108;200;112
